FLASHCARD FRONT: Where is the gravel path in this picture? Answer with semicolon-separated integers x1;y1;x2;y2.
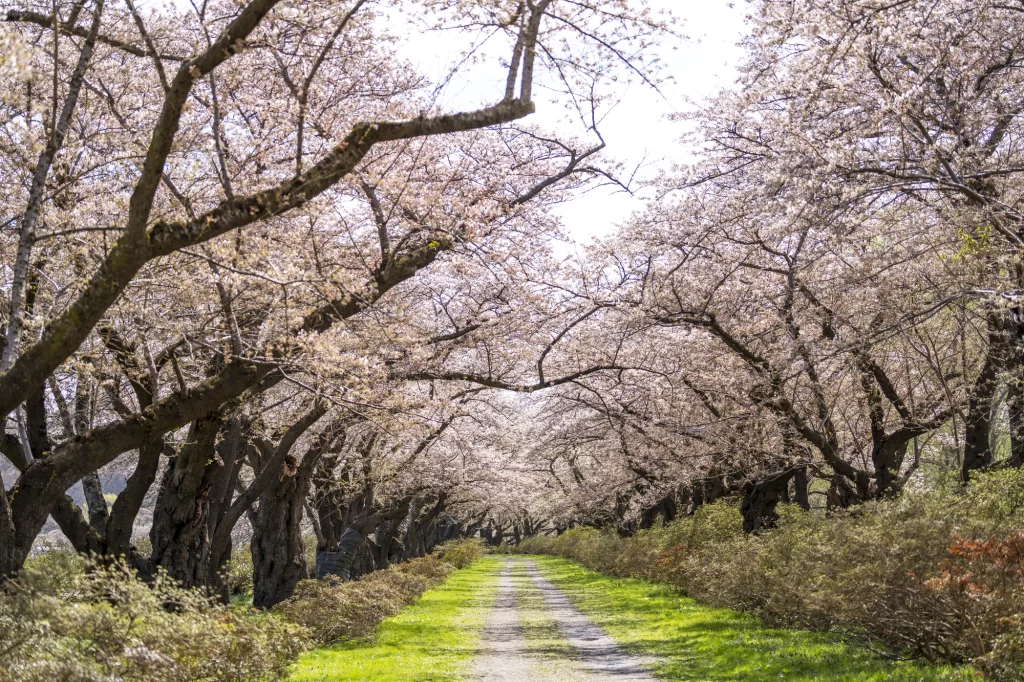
473;562;533;682
472;559;657;681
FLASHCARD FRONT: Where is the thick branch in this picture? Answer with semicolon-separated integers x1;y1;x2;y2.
9;359;275;559
404;364;624;392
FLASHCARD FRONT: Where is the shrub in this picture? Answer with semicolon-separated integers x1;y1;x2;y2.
21;546;86;593
518;534;556;555
928;532;1024;677
433;537;486;568
980;621;1024;681
5;543;472;679
0;559;309;682
276;555;454;645
224;544;254;597
399;555;457;582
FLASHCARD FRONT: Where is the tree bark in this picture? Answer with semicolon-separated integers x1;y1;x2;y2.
827;474;860;510
105;439;165;563
149;410;226;587
317;514;381;580
741;469;797;533
1007;353;1024;468
313;451;347;554
793;466;811;511
371;507;408;570
639;495;677;529
0;476;16;575
244;410;336;605
963;321;1004;480
251;453;309;607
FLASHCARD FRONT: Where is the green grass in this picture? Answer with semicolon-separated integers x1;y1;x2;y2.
526;555;979;682
287;559;499;681
287;555;980;681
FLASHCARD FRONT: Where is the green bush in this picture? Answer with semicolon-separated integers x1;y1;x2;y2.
433;537;486;568
20;546;86;593
520;470;1024;677
0;559;309;682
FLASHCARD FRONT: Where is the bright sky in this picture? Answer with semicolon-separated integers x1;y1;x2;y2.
397;1;749;243
548;1;748;242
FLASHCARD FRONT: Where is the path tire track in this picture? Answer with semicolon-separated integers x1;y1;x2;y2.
471;559;657;681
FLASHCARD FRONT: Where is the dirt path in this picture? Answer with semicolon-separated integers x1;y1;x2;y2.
472;562;533;682
472;559;657;681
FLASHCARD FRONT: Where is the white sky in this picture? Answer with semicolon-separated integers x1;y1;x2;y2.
396;1;749;242
549;1;747;242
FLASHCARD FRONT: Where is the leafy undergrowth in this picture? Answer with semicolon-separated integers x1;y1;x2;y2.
433;537;487;569
287;557;499;681
4;547;485;682
527;556;979;682
1;555;308;682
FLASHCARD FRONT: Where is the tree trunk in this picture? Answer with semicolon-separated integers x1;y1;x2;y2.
1008;354;1024;468
827;474;859;510
964;317;1005;480
639;495;677;529
690;473;727;515
372;512;406;570
251;454;309;608
24;384;106;556
614;491;632;537
405;494;447;556
741;469;796;533
149;411;226;587
872;436;914;498
0;473;19;575
81;473;108;534
314;453;347;554
105;439;165;564
793;466;811;511
317;514;381;580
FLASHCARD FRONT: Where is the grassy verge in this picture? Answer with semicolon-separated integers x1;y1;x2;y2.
526;555;979;682
287;558;499;681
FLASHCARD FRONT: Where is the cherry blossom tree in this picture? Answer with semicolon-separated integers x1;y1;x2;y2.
0;0;667;579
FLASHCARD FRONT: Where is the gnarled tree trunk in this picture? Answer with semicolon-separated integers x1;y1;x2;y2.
964;316;1006;480
741;469;797;533
149;410;227;587
251;453;309;607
